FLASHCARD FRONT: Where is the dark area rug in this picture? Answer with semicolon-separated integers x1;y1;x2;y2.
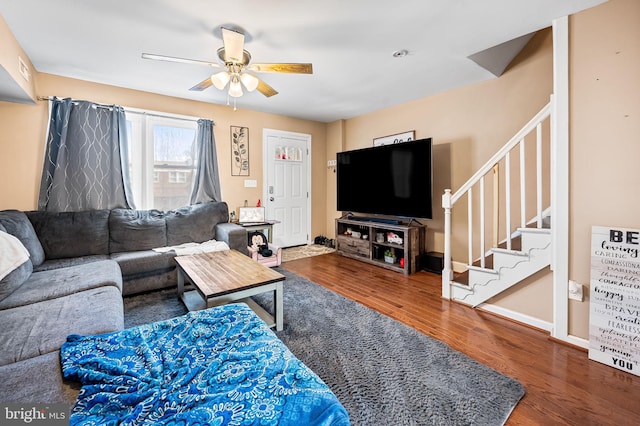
124;269;524;425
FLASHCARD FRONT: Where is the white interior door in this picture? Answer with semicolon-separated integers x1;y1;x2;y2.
263;129;311;247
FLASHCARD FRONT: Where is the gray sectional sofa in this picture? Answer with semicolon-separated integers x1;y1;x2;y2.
0;201;247;404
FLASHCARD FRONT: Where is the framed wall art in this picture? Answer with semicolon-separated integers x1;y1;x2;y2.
373;130;415;147
231;125;249;176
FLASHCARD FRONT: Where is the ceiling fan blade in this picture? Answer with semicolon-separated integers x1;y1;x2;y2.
189;77;214;91
142;53;222;69
221;27;245;63
256;79;278;97
248;63;313;74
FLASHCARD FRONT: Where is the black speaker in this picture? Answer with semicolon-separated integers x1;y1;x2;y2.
423;251;444;274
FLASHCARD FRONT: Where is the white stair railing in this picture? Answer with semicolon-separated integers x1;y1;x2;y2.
442;98;554;298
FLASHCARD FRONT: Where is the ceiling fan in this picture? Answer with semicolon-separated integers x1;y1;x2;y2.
142;27;313;99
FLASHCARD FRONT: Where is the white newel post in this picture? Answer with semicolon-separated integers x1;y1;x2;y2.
442;189;452;299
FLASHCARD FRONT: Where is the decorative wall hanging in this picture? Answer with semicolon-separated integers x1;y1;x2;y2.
373;130;415;147
589;225;640;376
231;125;249;176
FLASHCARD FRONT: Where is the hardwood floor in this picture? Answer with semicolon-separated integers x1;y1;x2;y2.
281;253;639;426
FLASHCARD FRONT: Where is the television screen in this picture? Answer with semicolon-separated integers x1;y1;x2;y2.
336;138;433;219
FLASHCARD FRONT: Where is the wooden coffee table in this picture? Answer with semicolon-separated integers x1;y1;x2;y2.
175;250;285;331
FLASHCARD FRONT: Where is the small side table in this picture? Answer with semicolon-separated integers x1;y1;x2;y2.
236;220;279;243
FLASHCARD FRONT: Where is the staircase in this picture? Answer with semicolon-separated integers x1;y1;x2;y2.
442;99;554;307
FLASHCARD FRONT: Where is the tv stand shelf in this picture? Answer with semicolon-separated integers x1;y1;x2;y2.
335;217;426;275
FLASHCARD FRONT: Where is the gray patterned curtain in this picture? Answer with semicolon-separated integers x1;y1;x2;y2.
38;97;135;212
189;119;222;204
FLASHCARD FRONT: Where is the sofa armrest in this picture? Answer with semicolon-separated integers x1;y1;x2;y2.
215;223;248;255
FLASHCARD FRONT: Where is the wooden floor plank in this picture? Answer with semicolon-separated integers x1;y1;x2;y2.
281;253;640;425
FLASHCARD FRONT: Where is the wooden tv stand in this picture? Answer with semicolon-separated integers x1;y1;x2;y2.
335;217;427;275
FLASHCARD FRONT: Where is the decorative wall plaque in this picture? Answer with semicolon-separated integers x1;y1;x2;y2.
588;225;640;376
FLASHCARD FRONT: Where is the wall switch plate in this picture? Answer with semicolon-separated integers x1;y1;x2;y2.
244;179;257;188
568;280;584;301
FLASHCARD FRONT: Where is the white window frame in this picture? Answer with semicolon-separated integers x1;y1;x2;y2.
125;109;198;210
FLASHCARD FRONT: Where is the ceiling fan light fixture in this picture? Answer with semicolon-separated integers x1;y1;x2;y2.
240;73;259;92
210;71;230;90
228;78;243;98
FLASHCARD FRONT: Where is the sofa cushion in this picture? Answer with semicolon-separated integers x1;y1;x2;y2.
165;202;228;246
0;351;80;404
0;259;32;303
0;286;124;366
26;209;110;259
119;270;177;296
109;209;167;252
110;250;176;277
0;210;45;266
0;260;122;310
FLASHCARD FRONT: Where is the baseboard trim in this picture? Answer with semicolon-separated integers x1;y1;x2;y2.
562;335;589;350
477;303;590;350
477;303;553;332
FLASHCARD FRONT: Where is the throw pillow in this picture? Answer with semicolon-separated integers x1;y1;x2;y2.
0;210;45;266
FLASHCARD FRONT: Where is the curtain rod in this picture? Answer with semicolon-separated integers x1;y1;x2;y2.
37;96;114;110
123;107;204;124
38;96;212;124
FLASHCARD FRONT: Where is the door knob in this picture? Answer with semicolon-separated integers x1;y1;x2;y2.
269;197;274;202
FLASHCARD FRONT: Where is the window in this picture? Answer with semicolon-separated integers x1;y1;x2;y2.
168;171;187;183
125;112;198;211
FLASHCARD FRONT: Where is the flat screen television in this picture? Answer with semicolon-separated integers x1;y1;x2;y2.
336;138;433;219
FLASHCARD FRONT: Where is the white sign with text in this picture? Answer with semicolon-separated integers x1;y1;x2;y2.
589;225;640;376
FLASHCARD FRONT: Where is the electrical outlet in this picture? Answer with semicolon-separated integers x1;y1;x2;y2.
568;280;584;302
327;160;337;167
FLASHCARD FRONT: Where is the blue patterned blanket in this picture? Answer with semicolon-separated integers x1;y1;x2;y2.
61;303;349;425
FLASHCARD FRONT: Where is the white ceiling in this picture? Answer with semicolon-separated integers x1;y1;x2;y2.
0;0;605;123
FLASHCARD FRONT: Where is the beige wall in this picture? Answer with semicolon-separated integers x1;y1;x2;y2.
0;73;328;239
0;15;36;103
568;0;640;337
325;120;344;238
